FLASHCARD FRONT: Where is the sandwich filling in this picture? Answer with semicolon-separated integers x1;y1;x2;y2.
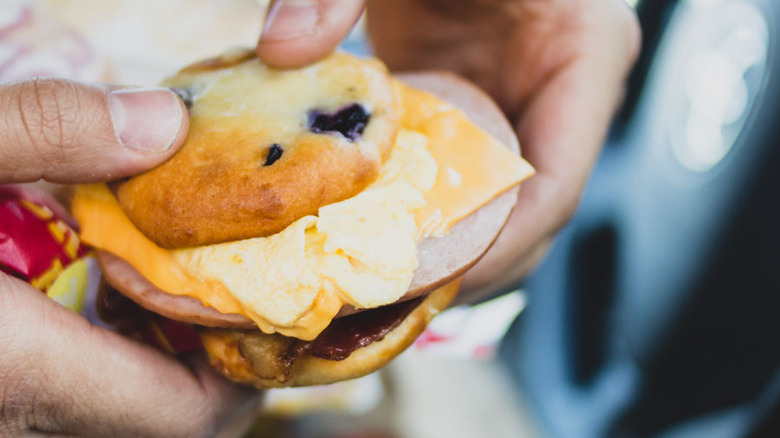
73;76;533;341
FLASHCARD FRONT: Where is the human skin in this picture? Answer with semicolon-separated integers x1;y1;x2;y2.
0;0;639;435
0;80;260;437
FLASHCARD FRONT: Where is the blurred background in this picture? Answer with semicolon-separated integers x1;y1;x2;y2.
3;0;780;436
507;0;780;437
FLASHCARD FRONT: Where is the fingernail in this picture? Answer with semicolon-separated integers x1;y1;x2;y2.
260;0;320;42
109;88;183;152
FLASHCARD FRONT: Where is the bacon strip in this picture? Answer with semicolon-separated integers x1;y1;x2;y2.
236;297;426;382
310;296;424;360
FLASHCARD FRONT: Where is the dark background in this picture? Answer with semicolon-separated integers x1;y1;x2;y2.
503;0;780;437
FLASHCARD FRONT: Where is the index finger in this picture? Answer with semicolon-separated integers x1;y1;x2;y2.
256;0;366;68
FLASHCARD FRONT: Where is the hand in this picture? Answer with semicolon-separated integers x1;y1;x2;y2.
364;0;641;299
0;79;259;437
256;0;640;300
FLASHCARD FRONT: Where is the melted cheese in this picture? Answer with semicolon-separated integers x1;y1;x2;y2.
72;81;533;341
74;184;342;340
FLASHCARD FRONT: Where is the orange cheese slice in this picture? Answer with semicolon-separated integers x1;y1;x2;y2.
396;82;534;237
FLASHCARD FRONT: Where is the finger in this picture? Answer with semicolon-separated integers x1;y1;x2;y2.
0;78;189;185
462;3;640;294
0;275;259;438
462;63;611;293
256;0;365;68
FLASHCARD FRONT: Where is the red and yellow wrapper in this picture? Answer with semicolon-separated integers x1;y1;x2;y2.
0;186;86;292
0;185;202;355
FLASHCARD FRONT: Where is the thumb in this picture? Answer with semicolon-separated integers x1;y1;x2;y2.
257;0;365;68
0;78;189;184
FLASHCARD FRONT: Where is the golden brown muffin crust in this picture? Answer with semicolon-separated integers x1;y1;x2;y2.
115;50;401;248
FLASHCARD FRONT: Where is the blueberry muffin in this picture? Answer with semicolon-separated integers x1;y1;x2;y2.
114;49;401;248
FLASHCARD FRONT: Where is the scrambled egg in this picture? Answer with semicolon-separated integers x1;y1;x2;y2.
173;130;437;330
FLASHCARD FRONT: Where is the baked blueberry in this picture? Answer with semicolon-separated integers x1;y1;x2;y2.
264;144;283;166
308;104;370;142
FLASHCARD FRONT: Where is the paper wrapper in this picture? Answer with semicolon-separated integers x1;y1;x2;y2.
0;186;87;291
0;186;202;355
